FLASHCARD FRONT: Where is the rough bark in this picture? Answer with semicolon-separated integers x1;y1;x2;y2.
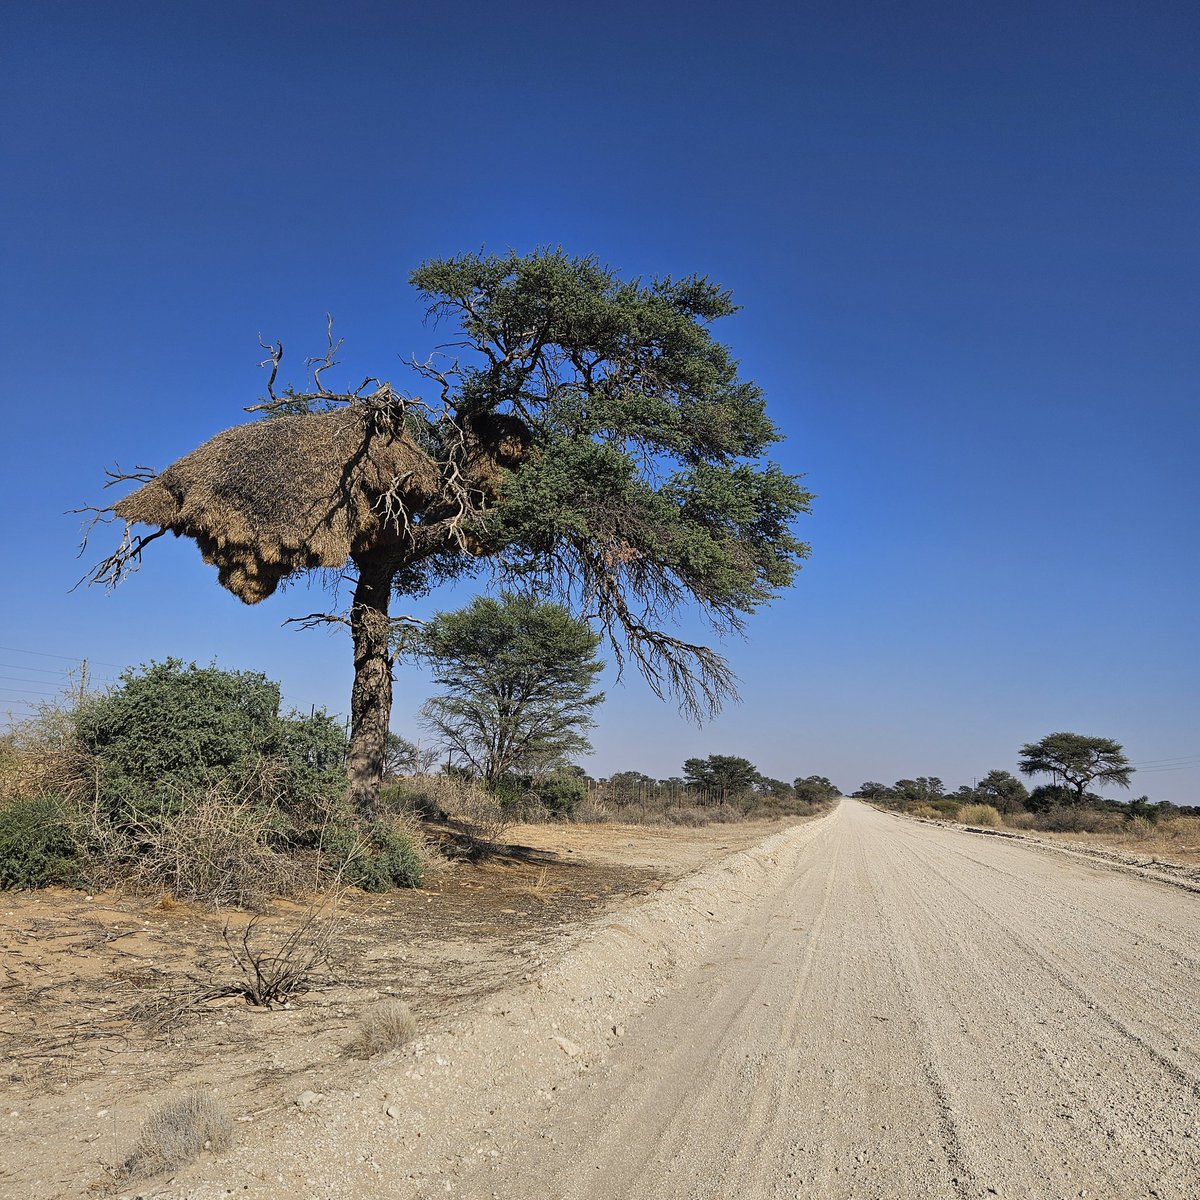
347;552;397;817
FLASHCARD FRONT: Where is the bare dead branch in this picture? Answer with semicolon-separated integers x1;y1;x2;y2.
256;335;284;400
282;611;352;632
307;313;344;396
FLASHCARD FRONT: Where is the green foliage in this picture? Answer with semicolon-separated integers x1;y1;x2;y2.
1018;732;1133;804
73;660;347;824
756;776;795;800
326;821;424;891
0;795;80;889
421;592;604;783
854;781;899;805
75;659;280;818
531;770;588;817
793;775;840;803
1026;783;1080;813
1125;795;1176;825
410;248;813;720
974;769;1029;814
893;777;945;807
273;709;351;822
683;754;760;796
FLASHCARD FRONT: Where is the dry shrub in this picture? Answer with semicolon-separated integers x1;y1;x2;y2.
222;898;341;1007
665;806;708;827
122;1089;233;1179
0;701;97;807
1125;815;1154;839
568;796;613;824
396;773;512;856
347;998;417;1058
1003;811;1036;829
1031;806;1119;834
958;803;1001;828
81;772;292;907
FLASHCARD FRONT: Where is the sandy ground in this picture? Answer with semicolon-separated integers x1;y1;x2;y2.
0;817;790;1198
4;801;1199;1199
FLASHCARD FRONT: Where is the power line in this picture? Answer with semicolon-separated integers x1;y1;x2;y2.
0;675;76;689
0;661;67;676
0;645;124;669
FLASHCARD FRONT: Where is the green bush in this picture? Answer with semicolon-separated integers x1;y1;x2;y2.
75;659;280;818
326;821;424;891
531;771;587;818
0;796;80;889
73;659;346;826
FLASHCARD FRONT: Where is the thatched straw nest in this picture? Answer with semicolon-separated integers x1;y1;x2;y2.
113;404;527;603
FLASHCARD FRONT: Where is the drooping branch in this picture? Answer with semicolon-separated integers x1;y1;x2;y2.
73;518;169;591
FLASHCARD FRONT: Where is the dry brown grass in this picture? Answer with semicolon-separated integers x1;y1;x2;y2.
121;1089;233;1179
958;803;1001;827
347;998;418;1058
1015;814;1200;865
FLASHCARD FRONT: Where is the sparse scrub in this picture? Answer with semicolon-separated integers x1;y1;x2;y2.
958;803;1001;827
1029;806;1118;834
104;776;291;907
121;1089;233;1179
446;776;513;856
347;999;417;1058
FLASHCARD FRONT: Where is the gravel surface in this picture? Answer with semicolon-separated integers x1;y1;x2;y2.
26;800;1196;1200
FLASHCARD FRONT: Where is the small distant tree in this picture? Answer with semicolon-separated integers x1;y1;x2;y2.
756;776;794;800
420;592;604;784
793;775;839;803
683;754;759;797
973;769;1029;814
854;781;897;804
1018;733;1133;806
383;733;438;777
893;777;945;807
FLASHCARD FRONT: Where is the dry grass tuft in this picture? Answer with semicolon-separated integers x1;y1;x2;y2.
958;803;1002;828
347;998;418;1058
122;1089;233;1179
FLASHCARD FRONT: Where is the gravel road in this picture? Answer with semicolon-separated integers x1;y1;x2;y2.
463;798;1200;1200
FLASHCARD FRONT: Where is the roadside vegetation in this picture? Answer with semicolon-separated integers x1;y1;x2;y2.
0;644;835;900
853;733;1198;858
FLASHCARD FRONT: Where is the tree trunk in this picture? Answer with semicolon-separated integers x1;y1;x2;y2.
347;553;396;818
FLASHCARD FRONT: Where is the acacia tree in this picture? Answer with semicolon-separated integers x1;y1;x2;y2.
1018;732;1133;805
973;768;1029;814
683;754;760;797
793;775;840;803
83;250;811;814
420;592;604;783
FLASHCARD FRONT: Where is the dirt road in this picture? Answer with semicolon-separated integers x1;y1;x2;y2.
456;799;1199;1200
18;801;1196;1200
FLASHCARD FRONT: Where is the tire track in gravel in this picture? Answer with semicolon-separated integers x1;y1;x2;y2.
457;799;1199;1200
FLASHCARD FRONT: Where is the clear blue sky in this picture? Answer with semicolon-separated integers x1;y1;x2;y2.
3;1;1197;800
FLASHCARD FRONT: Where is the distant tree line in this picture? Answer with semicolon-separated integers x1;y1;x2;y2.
852;732;1194;828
